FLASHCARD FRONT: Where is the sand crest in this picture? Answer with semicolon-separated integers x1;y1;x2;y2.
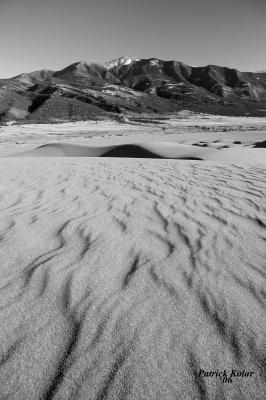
9;141;266;162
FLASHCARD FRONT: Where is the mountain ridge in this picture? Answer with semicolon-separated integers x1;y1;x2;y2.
1;57;266;122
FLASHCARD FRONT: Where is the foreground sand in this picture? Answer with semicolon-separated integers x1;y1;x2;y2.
0;158;265;399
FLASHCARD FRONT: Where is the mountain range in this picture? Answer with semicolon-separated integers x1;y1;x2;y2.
1;57;266;123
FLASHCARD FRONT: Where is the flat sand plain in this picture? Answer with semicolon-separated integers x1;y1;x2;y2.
0;157;265;399
1;113;266;157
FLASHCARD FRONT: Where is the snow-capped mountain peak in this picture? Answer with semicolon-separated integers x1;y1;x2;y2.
105;57;139;70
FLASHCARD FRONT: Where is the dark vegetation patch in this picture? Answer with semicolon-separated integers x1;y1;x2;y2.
192;143;208;147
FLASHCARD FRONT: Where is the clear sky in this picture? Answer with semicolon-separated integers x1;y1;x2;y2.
0;0;265;78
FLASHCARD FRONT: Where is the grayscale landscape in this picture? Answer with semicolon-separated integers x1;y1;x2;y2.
0;0;265;399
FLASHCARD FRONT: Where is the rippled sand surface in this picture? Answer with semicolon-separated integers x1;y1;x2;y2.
0;158;265;399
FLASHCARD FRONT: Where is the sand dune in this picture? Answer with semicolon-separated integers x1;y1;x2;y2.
10;141;266;162
11;142;203;160
0;158;265;399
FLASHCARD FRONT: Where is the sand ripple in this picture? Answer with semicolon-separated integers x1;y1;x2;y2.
0;159;265;399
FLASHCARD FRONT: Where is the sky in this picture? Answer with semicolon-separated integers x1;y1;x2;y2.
0;0;265;78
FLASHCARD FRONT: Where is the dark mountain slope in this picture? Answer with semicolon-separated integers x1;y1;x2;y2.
53;62;120;86
108;58;266;102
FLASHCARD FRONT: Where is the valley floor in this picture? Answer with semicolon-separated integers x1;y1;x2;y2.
0;158;265;399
